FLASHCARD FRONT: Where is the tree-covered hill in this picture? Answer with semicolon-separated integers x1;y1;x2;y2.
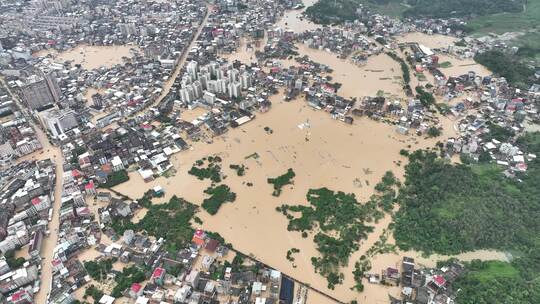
394;132;540;303
401;0;524;19
305;0;526;24
394;139;540;255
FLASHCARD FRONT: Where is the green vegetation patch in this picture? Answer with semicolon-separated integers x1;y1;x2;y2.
465;0;540;34
277;172;399;289
70;145;87;165
474;50;536;88
111;265;146;298
352;228;396;291
229;164;246;176
514;31;540;64
4;250;26;269
111;195;198;253
402;0;524;19
435;103;451;115
468;260;519;282
386;52;411;85
286;248;301;262
438;61;453;68
453;260;540;304
267;168;296;196
393;133;540;303
202;184;237;215
427;126;441;138
305;0;360;25
188;156;223;183
99;170;129;188
415;86;436;108
84;285;104;304
84;259;115;281
482;121;516;142
393;142;540;255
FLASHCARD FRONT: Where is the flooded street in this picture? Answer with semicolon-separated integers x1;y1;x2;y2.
396;32;491;77
275;0;320;33
395;32;458;49
296;44;404;98
436;53;491;76
0;77;65;303
221;37;264;65
23;124;63;304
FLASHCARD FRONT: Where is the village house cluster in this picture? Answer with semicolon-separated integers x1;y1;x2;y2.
367;256;467;304
1;0;208;139
69;222;305;304
0;81;43;169
0;159;56;303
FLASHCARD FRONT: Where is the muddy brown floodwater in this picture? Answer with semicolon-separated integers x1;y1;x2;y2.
34;44;138;70
111;17;505;304
395;32;491;78
43;8;505;304
114;95;456;303
296;44;405;99
275;0;320;33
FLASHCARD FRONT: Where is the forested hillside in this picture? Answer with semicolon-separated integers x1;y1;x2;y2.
474;50;536;88
306;0;526;24
394;132;540;303
401;0;524;18
394;133;540;254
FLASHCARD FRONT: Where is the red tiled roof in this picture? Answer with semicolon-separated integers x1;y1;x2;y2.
322;84;335;93
194;229;205;238
152;267;165;279
101;163;112;173
31;197;41;205
51;259;62;266
131;282;142;293
11;290;26;301
433;275;446;286
192;229;206;246
85;181;95;190
72;169;82;178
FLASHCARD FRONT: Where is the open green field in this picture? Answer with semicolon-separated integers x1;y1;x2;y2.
361;1;408;17
466;0;540;34
514;32;540;64
469;261;520;282
464;0;540;64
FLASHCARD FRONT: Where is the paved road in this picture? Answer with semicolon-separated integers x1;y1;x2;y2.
129;4;211;118
29;126;63;304
0;78;64;304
